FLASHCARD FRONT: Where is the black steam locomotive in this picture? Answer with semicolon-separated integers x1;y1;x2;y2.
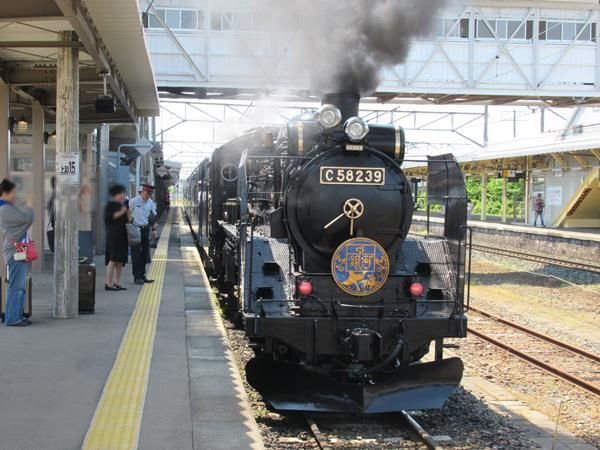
184;93;469;413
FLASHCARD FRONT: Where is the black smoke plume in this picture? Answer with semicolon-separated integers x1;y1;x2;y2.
276;0;447;95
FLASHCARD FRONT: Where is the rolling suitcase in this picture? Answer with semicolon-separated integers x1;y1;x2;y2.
0;272;33;323
79;264;96;314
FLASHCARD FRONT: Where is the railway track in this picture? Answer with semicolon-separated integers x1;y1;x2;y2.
470;243;600;274
305;412;443;450
467;307;600;396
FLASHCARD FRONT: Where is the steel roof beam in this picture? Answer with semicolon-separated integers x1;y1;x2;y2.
0;41;83;48
53;0;137;121
570;153;590;170
550;152;569;170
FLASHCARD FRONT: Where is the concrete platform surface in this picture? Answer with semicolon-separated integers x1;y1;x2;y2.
0;211;262;450
413;213;600;242
463;376;596;450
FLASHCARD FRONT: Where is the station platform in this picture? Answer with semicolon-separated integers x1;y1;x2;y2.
413;214;600;242
412;214;600;263
0;210;262;450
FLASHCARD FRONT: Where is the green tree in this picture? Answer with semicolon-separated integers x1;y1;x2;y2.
466;176;525;219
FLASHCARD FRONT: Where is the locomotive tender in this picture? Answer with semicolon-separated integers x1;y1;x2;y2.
184;92;469;413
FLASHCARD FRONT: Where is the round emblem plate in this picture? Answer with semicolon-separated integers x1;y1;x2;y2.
331;237;390;296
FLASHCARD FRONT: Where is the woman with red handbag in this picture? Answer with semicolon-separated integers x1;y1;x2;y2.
0;179;35;326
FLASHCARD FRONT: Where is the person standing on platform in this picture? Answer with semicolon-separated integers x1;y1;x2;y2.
130;184;157;285
0;179;34;327
104;184;130;291
533;193;546;227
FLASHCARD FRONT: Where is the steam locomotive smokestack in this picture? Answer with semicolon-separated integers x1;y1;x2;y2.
322;92;360;122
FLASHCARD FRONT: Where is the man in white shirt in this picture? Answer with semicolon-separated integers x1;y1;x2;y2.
129;184;157;285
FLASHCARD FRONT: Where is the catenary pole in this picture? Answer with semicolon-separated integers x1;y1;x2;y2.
53;31;79;318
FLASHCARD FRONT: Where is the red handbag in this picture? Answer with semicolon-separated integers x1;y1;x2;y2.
13;239;39;263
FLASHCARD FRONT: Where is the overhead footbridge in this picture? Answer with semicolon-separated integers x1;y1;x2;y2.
145;0;600;107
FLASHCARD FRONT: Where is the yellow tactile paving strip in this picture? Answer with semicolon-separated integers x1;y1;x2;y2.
82;213;172;450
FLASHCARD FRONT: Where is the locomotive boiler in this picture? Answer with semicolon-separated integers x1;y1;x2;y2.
184;92;469;413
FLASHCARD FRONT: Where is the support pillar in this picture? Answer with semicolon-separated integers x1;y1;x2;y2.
31;102;45;273
135;156;141;189
483;105;489;147
0;78;9;179
0;78;10;280
501;176;508;223
525;155;532;224
53;31;79;319
480;173;488;221
95;124;109;255
540;108;545;133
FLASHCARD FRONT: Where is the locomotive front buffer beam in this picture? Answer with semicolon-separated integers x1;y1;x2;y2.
245;316;466;414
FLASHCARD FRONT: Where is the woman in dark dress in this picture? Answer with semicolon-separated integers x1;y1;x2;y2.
104;184;130;291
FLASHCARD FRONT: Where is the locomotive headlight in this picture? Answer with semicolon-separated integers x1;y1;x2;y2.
344;117;369;142
317;104;342;129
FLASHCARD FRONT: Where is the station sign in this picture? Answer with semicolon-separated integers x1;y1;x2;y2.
547;186;562;206
56;152;80;184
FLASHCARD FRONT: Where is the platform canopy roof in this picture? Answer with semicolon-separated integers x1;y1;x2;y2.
403;122;600;171
0;0;159;122
456;125;600;163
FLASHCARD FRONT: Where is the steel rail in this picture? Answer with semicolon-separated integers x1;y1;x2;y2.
470;243;600;274
306;413;442;450
400;411;443;450
467;327;600;396
469;306;600;363
305;416;332;450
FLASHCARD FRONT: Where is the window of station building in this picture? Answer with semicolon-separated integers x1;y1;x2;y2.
577;22;596;41
563;22;576;40
476;19;527;39
165;9;180;29
526;20;534;39
148;8;204;31
547;21;562;40
181;10;197;30
476;19;495;38
148;9;164;28
211;11;233;31
432;18;469;38
506;20;526;39
538;20;596;42
207;11;274;32
459;18;470;38
532;176;545;197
